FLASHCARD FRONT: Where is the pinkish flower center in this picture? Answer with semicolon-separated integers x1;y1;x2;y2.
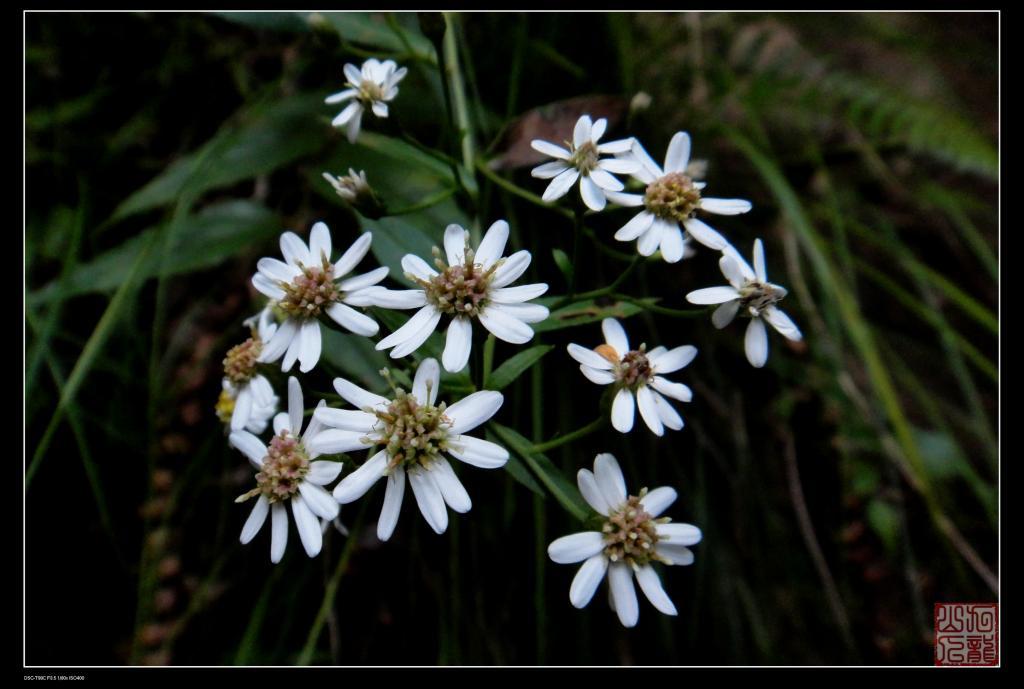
602;491;662;567
237;432;310;504
416;243;499;318
279;255;339;319
373;387;451;471
644;172;702;223
223;337;262;386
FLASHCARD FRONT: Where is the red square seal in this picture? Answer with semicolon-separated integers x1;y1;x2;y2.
934;602;998;666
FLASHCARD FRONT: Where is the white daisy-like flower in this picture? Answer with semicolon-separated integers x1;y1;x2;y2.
326;58;408;143
530;114;639;212
686;238;803;368
230;377;343;563
216;306;280;433
548;453;702;628
604;132;752;262
567;318;696;436
365;219;549;373
310;358;509;541
253;222;387;374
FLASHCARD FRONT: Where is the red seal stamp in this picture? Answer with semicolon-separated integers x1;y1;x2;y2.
934;602;998;666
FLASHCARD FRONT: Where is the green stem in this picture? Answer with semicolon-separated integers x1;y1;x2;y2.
531;416;605;454
387;187;457;216
474;160;572;219
567;206;584;300
613;293;707;318
550;255;642;311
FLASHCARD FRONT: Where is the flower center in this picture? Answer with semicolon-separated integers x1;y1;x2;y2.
644;172;702;223
223;337;262;386
357;79;385;104
278;255;339;319
597;344;653;391
569;140;600;174
373;387;451;471
215;388;235;424
602;491;664;567
237;432;310;504
416;244;499;317
738;280;788;316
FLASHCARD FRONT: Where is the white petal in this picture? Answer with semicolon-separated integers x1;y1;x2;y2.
325;88;356;104
313;407;377;432
376;465;406;542
408;466;448;534
570;555;609;609
298;320;322;373
492;250;531;287
642;486;677;517
596;137;635;155
663;131;691;173
611;388;635;433
579;174;607;211
590;117;607;142
444;223;468;266
446;390;504;434
601;318;629;353
430;458;472;513
257;257;300;283
576;468;610;515
698;197;752;216
589;168;624;192
333;377;388;411
636;385;664;436
252;273;285;300
281;331;303;373
229;431;267;468
712;300;740;329
653;391;684;431
635;565;677;616
659;226;685;263
308;222;332;263
299;482;340;521
342;63;362;84
307;460;343;486
753;238;767;281
272;412;290;437
345;108;363;143
745;317;769;368
292;497;323;558
614;211;655;242
598;158;641;175
656;523;703;546
580;365;616;385
491;302;549;324
280;231;312;268
542;168;580;203
478;307;534;345
532;161;570;179
412;356;442;405
573;114;592;147
686;286;740;305
306;429;372;456
650;345;697;374
628;139;663;179
720;243;756;280
333;232;374;278
332;101;362;128
594;452;627;507
287;376;303;436
441;317;473;373
375;305;441;354
401;254;438;281
349;286;427;309
683;217;728;251
258;318;298;364
230;387;253;432
270;503;288;564
604;190;645;207
530;139;571;160
636;220;666;256
240;495;270;544
547;531;605;564
655;544;695;566
476;219;509;267
446;434;509;469
371;101;388;118
304;399;328;442
333;451;388;504
608;562;639;627
764;306;803;341
338;266;389;292
650;377;692;402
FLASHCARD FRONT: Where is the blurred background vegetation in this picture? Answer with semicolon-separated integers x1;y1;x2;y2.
25;12;997;666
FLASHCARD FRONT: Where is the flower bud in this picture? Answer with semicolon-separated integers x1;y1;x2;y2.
322;169;386;219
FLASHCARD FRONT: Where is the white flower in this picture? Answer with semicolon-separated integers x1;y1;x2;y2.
230;377;343;563
366;219;549;373
322;168;371;203
547;453;701;628
604;132;752;263
253;222;387;373
686;238;803;368
313;358;509;541
567;318;695;436
326;58;408;143
530;114;638;211
217;307;280;432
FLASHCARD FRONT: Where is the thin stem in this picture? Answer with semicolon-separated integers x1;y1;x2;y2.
567;206;584;300
387;187;457;216
474;159;571;219
550;255;642;310
531;416;605;454
613;293;707;318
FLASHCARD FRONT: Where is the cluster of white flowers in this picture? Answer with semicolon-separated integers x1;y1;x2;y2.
212;58;806;631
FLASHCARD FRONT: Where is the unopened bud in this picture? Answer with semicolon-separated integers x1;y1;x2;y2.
322;169;386;219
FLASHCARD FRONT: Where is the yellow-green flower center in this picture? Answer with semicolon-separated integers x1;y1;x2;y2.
602;490;665;567
644;172;702;223
237;432;310;504
415;244;499;318
569;140;600;174
374;387;451;471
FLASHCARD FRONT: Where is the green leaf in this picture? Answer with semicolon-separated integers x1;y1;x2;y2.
865;499;900;554
31;200;281;304
112;94;329;220
213;11;312;32
319;328;391;394
490;422;590;521
310;12;435;64
532;297;652;333
485;345;552;392
551;248;572;284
